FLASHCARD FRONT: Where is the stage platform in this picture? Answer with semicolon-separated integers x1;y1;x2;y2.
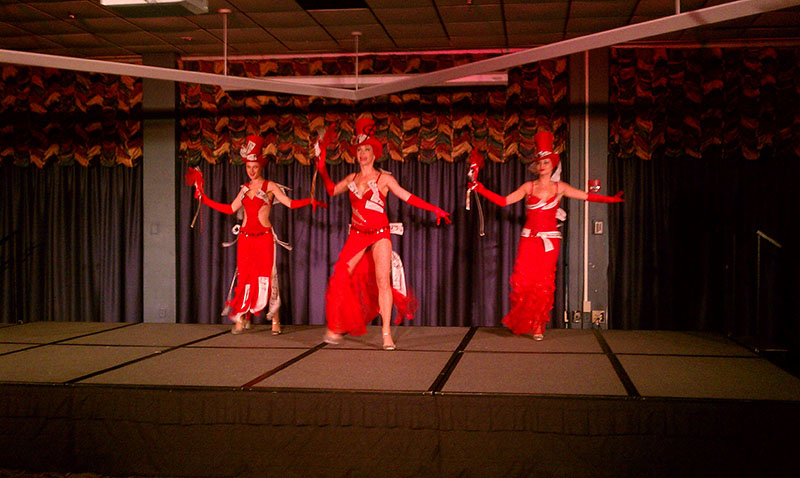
1;322;799;477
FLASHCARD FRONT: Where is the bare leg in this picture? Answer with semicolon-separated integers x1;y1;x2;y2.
371;239;395;350
271;310;281;335
324;247;369;344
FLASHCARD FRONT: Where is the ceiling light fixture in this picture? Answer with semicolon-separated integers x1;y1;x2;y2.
219;8;231;76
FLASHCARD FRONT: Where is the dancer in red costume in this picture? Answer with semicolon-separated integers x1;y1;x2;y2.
469;131;623;340
194;135;325;334
315;118;450;350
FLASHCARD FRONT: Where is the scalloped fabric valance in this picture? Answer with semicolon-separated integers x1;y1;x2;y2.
178;53;569;165
0;64;142;167
609;47;800;161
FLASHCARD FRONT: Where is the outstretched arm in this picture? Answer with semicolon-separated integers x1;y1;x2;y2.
385;175;451;225
197;188;243;215
268;181;327;210
314;127;351;197
469;181;529;207
560;182;624;203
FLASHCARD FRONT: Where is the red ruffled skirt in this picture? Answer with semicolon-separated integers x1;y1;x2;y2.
325;230;417;336
228;231;274;323
502;235;560;335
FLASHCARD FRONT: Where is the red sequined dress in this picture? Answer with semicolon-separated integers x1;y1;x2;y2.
502;189;562;334
228;180;274;323
325;173;416;336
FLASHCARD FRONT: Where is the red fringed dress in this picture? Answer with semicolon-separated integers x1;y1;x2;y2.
502;189;562;335
325;173;416;336
228;180;275;323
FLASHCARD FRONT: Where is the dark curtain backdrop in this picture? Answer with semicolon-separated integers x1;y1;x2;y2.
608;46;800;350
0;161;142;323
177;159;567;328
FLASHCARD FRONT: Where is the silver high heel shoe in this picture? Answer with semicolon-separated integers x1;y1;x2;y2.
382;332;396;351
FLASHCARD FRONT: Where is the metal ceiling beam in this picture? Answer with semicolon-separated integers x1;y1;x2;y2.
0;0;797;101
0;49;358;101
353;0;800;101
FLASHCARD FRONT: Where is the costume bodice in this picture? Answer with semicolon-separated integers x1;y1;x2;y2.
524;192;560;232
348;173;389;230
240;180;271;234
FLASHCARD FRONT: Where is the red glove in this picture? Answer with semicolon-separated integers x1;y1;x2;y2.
290;198;328;210
587;191;624;203
407;194;451;225
469;181;507;207
315;149;336;196
200;194;234;215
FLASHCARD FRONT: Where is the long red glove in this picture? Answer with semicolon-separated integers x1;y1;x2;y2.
290;198;328;210
315;127;337;196
316;153;336;196
469;181;507;207
200;194;234;215
587;191;624;203
407;194;451;225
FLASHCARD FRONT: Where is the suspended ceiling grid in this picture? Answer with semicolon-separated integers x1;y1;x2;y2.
0;0;798;62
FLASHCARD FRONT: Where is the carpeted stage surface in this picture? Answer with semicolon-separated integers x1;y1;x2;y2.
1;322;799;477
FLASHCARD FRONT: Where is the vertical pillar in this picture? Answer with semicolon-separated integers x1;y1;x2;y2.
142;53;177;323
567;48;611;329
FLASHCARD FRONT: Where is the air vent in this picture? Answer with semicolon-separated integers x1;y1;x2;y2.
100;0;208;17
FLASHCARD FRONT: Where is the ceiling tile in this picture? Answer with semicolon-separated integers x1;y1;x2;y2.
741;27;800;38
438;5;502;23
434;0;501;6
326;24;391;42
156;29;221;45
0;3;57;22
504;2;568;21
566;16;628;32
208;27;276;44
384;23;447;38
268;26;332;42
394;36;451;49
350;37;397;52
570;1;634;18
282;39;341;52
632;0;707;16
450;35;507;49
42;32;113;48
249;11;317;28
28;0;113;20
442;21;504;37
508;20;564;35
80;16;141;33
17;20;86;35
125;16;203;32
309;9;375;26
99;31;164;45
751;10;800;27
190;12;259;29
0;34;61;50
368;0;432;7
0;22;31;37
508;32;565;46
374;7;440;25
227;0;302;12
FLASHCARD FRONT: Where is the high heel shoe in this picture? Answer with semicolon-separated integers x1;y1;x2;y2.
382;332;396;351
242;314;252;330
323;330;342;345
532;322;545;341
271;318;281;336
230;316;245;335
